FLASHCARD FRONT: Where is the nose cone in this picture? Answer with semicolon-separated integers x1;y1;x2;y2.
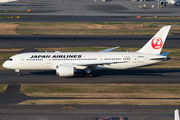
2;61;14;69
2;61;8;69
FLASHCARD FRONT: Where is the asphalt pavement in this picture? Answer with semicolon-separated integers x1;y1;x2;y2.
0;0;180;23
0;69;180;84
0;84;179;120
0;0;180;118
0;105;177;120
0;35;179;49
2;15;180;22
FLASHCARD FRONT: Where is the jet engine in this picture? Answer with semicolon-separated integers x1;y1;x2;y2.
160;1;167;6
56;65;75;77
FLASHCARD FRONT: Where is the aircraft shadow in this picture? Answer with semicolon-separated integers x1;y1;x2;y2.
28;68;180;78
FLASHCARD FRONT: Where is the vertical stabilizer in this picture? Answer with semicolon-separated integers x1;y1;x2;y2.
175;109;180;120
138;26;171;54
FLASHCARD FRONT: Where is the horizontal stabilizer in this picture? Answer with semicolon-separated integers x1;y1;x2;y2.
160;52;170;56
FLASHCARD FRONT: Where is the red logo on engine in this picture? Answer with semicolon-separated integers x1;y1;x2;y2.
151;37;163;49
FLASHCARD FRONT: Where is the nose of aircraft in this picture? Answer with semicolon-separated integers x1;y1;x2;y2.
2;61;13;69
2;61;8;68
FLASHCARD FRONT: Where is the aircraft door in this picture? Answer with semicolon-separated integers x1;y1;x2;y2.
46;53;51;64
137;56;145;63
98;56;103;62
132;56;136;63
44;57;51;69
46;58;51;64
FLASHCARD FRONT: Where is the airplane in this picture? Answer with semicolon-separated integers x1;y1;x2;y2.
160;0;180;6
0;0;18;4
3;26;171;77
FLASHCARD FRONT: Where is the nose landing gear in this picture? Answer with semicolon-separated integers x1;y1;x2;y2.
15;69;21;76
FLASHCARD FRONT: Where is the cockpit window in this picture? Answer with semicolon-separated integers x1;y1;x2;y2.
7;58;13;61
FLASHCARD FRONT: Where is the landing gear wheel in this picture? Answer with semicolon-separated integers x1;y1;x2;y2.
17;73;21;76
88;73;92;78
15;70;21;76
84;68;92;78
85;74;88;78
84;72;92;78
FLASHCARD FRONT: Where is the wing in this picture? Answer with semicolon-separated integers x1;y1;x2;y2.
99;46;119;52
52;61;129;70
74;61;128;67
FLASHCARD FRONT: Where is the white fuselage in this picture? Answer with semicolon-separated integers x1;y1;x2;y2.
3;51;167;71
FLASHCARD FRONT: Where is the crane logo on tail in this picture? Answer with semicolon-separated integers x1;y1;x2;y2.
151;37;163;49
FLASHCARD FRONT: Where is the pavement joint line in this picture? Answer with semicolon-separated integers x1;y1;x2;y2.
21;0;31;11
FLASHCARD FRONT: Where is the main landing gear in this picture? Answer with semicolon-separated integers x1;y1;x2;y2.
85;72;92;78
15;69;21;76
84;68;92;78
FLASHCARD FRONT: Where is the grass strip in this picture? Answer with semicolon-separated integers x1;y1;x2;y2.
14;22;180;35
19;84;180;105
25;93;180;99
0;22;180;35
18;99;180;105
0;53;17;60
0;84;8;93
21;84;180;98
0;22;179;35
0;48;23;52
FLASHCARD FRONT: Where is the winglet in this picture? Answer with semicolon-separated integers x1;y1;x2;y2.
138;26;171;54
99;46;119;52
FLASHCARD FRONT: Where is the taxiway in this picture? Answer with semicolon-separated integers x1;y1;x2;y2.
0;0;180;22
0;35;179;50
0;69;180;84
0;105;178;120
0;1;180;118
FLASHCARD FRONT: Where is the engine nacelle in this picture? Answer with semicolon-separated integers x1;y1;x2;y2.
56;65;75;77
160;1;167;6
